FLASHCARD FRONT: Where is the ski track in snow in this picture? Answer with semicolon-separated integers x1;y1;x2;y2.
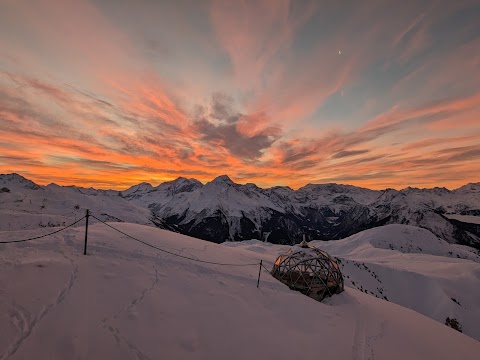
351;292;368;360
366;320;387;360
1;221;480;359
60;236;271;292
102;322;153;360
117;265;159;318
0;248;78;360
102;264;159;360
350;293;387;360
352;311;367;360
7;303;31;343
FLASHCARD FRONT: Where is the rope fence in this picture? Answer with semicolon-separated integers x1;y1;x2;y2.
91;214;260;267
0;216;86;244
0;210;272;286
261;262;272;274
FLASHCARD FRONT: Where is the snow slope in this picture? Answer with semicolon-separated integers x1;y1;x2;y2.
444;214;480;224
0;174;154;231
1;223;479;359
228;224;480;341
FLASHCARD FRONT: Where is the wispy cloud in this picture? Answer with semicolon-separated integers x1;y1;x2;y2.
332;150;370;159
0;0;479;189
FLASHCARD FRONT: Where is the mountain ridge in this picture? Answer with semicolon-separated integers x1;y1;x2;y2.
3;172;480;192
1;173;480;248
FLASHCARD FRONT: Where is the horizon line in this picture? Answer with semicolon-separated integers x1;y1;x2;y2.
1;172;478;193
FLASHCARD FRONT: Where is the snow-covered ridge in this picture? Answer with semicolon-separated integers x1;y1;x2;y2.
1;173;480;248
444;214;480;224
0;173;42;191
0;173;154;231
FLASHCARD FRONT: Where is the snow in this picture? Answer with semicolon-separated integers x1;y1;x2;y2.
2;173;480;246
444;214;480;224
0;174;154;231
231;224;480;341
325;224;480;261
1;222;480;359
120;177;480;245
329;224;480;340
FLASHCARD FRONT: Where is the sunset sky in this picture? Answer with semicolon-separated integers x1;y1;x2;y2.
0;0;479;190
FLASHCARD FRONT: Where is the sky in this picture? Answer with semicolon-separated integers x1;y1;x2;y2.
0;0;479;190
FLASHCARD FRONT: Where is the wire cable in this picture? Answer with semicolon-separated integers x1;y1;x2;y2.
91;215;260;267
261;263;272;274
0;216;86;244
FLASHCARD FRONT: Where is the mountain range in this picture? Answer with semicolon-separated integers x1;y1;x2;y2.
1;173;480;249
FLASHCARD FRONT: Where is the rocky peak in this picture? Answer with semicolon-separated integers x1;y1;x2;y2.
156;177;203;194
0;173;41;190
209;175;235;186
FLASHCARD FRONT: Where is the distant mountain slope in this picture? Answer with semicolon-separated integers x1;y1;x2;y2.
0;173;154;230
1;173;480;248
122;175;480;248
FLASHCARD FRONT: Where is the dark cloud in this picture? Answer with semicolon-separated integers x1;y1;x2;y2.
143;38;171;58
277;138;323;165
435;145;478;155
289;159;320;171
192;94;281;159
282;149;318;164
195;118;279;159
0;87;108;156
154;168;210;176
234;171;271;180
23;77;73;104
353;155;385;164
211;92;237;122
0;88;44;120
333;149;370;159
102;132;157;157
320;172;395;183
46;156;134;170
364;110;459;139
448;148;480;162
0;155;44;166
1;73;121;129
276;93;478;170
1;72;75;108
196;154;225;166
174;146;195;160
67;86;115;109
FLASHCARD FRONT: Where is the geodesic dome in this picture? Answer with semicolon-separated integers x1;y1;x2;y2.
271;240;344;302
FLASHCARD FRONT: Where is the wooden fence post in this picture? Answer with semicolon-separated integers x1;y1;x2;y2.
257;260;263;288
83;209;90;255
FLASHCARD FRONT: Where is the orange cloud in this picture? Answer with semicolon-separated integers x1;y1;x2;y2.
1;0;479;190
210;0;316;91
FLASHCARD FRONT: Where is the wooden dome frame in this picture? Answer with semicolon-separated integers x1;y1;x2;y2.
271;240;344;301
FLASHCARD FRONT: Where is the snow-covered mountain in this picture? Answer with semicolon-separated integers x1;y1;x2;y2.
0;173;154;230
124;174;480;248
2;173;480;249
1;222;479;359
